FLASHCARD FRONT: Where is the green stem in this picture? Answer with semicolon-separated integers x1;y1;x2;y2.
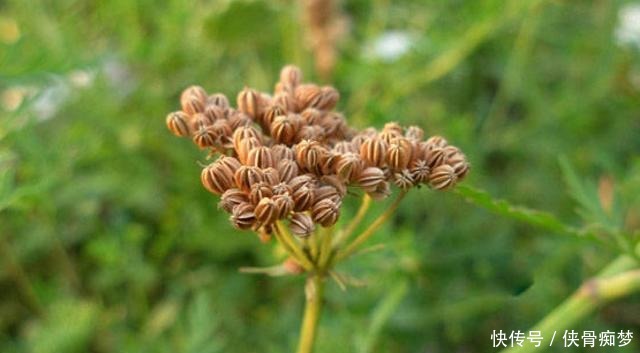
296;274;324;353
334;191;406;263
274;222;315;271
332;194;372;247
500;254;640;353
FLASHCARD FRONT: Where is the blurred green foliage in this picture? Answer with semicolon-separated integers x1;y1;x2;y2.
1;0;640;352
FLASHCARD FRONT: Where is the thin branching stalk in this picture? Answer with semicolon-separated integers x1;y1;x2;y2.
297;274;324;353
334;191;407;263
274;222;315;271
333;194;372;247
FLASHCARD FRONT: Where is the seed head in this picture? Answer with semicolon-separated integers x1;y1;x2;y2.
262;167;281;186
386;137;413;170
292;184;315;212
335;152;363;182
237;87;261;119
273;193;294;218
230;202;257;230
426;135;448;149
219;188;249;213
235;166;265;192
426;147;446;168
247;146;274;169
255;197;279;226
277;159;299;183
204;104;225;122
360;137;388;167
280;65;303;88
271;115;298;145
405;126;424;141
236;137;262;165
295;140;328;173
300;108;323;125
192;125;217;149
295;84;322;110
392;169;415;189
249;182;273;205
357;166;385;192
207;93;230;109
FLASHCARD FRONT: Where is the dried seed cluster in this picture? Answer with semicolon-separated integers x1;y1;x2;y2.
166;65;469;238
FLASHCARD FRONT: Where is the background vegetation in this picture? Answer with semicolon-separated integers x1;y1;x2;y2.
1;0;639;352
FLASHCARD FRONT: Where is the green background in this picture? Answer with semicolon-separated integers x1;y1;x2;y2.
1;0;639;352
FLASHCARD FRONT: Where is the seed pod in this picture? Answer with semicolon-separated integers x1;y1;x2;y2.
271;115;298;145
289;213;315;237
295;140;328;173
382;122;403;135
314;185;341;204
367;180;391;200
166;111;191;137
429;164;457;190
386;137;413;170
297;125;325;142
280;65;303;88
426;147;446;168
235;166;265;192
181;85;208;104
273;92;297;113
236;137;261;164
295;84;322;110
320;151;341;175
273;193;294;218
336;152;364;182
405;126;424;141
237;87;261;118
192;125;217;148
445;148;469;180
255;197;279;226
360;136;388;167
272;144;295;163
292;185;315;212
232;125;262;151
289;174;316;192
191;112;215;130
300;108;323;125
201;162;235;195
230;202;256;230
227;112;253;130
426;135;448;148
333;141;357;154
262;104;286;131
357;167;385;192
318;86;340;110
272;182;292;196
320;112;347;139
247;146;274;169
219;188;249;213
249;182;273;205
217;155;241;174
262;167;280;186
210;119;232;145
393;169;415;189
277;159;299;183
312;198;340;227
409;159;431;184
207;93;229;109
204;104;225;122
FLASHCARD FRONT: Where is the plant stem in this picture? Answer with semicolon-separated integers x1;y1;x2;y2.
274;222;315;271
333;194;372;247
296;274;324;353
499;253;640;353
334;191;406;263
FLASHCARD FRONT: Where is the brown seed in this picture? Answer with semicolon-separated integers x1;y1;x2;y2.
181;86;207;115
405;126;424;141
409;159;431;184
262;104;286;131
166;111;191;137
247;146;274;169
273;193;294;218
357;167;385;192
382;122;403;135
297;125;325;142
335;152;364;182
192;125;217;148
230;202;256;230
386;137;413;170
333;141;357;154
271;115;298;145
360;136;388;167
320;112;347;138
292;185;315;212
320;175;347;197
429;164;457;190
289;174;316;192
232;125;262;151
262;167;281;186
295;140;328;173
272;144;295;163
315;185;342;204
181;85;208;104
311;86;339;110
237;87;261;118
218;155;242;174
234;166;265;192
426;135;448;148
312;198;340;227
426;147;446;168
207;93;230;109
392;169;415;189
280;65;303;88
201;162;235;195
272;182;292;196
295;84;322;110
300;108;323;125
289;213;315;238
204;104;225;122
255;197;279;226
227;112;253;130
277;159;299;183
190;112;215;130
219;188;249;213
236;137;262;164
273;92;297;112
249;182;273;205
